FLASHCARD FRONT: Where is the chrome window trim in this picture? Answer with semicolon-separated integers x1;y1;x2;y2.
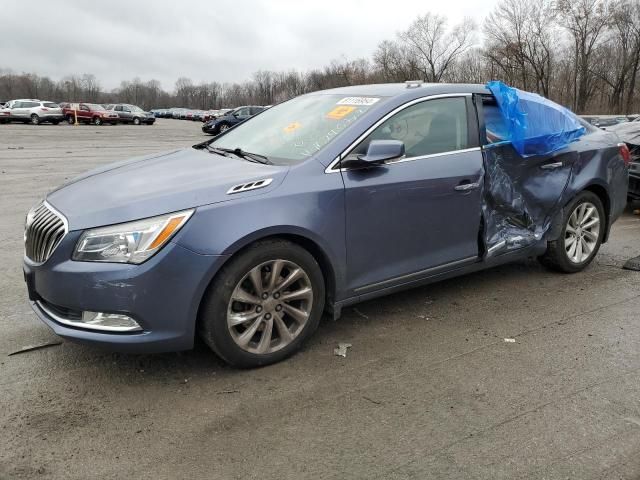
325;93;473;173
35;300;142;333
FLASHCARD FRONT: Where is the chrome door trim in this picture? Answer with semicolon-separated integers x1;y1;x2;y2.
353;255;478;293
325;93;473;174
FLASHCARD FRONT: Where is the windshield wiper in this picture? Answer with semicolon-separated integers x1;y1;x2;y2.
200;144;233;157
196;143;272;164
219;147;272;165
234;148;272;165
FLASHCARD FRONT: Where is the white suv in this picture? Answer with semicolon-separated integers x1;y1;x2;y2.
7;100;63;125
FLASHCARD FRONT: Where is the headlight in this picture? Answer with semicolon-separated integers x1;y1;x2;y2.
73;209;194;264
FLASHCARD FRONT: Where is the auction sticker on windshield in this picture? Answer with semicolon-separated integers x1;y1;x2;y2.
336;97;380;106
326;106;356;120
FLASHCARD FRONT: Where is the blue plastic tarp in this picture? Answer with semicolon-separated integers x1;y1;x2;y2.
485;81;586;157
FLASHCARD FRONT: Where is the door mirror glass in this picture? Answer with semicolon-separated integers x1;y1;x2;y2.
342;140;405;169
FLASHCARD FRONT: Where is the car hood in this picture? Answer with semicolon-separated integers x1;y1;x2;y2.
606;122;640;144
47;148;289;230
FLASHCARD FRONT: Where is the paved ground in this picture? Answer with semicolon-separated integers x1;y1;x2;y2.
1;119;640;480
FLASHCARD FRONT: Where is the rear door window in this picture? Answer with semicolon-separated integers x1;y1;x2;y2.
482;100;509;145
43;103;59;108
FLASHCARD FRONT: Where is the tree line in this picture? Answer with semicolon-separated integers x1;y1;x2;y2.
1;0;639;114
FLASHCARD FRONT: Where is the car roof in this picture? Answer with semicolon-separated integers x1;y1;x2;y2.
312;82;490;100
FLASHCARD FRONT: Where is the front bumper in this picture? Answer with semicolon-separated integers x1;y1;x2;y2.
23;230;227;353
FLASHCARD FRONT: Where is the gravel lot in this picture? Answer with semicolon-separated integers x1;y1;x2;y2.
1;119;640;480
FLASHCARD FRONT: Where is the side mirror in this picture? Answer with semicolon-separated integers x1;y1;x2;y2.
342;140;405;169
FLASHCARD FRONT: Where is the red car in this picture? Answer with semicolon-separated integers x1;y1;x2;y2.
61;103;120;126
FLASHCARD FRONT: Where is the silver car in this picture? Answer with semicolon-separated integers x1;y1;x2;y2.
8;100;63;125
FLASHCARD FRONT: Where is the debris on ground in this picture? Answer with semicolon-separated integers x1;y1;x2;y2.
623;255;640;271
333;343;352;357
353;308;369;320
8;341;63;356
504;338;516;343
362;396;382;405
216;390;239;395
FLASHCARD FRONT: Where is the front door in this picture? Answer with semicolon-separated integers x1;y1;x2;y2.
341;96;484;293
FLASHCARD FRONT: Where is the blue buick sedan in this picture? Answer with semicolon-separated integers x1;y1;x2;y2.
23;82;628;367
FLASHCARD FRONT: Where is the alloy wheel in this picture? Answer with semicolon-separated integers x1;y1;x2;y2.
30;114;39;125
219;124;229;133
564;201;601;264
227;259;313;355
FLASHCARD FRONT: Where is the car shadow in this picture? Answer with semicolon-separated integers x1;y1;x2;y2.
47;258;550;382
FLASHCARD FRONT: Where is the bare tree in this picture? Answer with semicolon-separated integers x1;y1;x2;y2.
398;13;477;82
557;0;612;112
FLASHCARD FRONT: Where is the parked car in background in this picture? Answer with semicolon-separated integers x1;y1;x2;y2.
202;105;266;135
0;102;11;123
606;120;640;202
6;100;63;125
22;82;628;367
62;103;120;125
107;104;156;125
582;115;630;129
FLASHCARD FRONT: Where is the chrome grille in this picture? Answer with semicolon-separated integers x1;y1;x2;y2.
25;203;67;263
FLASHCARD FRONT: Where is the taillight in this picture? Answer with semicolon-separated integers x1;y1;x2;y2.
619;143;631;167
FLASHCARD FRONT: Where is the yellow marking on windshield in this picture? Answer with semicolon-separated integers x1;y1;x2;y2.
283;122;302;133
326;106;355;120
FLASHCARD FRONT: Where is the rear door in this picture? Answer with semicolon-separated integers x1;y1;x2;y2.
478;96;576;232
341;95;484;293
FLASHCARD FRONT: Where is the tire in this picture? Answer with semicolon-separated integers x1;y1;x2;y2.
539;191;605;273
217;123;230;134
110;122;117;126
66;115;74;125
52;120;60;125
93;116;102;126
133;117;141;125
199;239;325;368
30;114;40;125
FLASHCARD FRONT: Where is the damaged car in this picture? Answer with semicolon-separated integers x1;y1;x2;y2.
604;120;640;202
23;81;629;367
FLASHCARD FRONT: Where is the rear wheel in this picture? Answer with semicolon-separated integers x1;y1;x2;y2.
66;115;74;124
199;239;325;368
30;114;40;125
540;191;605;273
93;116;102;126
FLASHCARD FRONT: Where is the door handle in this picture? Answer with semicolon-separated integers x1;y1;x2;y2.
454;182;480;192
540;161;563;170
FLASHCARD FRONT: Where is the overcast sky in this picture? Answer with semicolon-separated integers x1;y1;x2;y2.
3;0;496;91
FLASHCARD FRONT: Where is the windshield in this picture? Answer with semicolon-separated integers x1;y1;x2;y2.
210;94;384;164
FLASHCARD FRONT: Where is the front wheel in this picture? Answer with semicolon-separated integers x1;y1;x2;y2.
133;117;141;125
66;115;74;124
93;116;102;126
199;240;325;368
217;123;230;134
540;191;605;273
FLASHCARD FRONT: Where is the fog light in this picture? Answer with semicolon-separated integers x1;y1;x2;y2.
81;311;142;332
